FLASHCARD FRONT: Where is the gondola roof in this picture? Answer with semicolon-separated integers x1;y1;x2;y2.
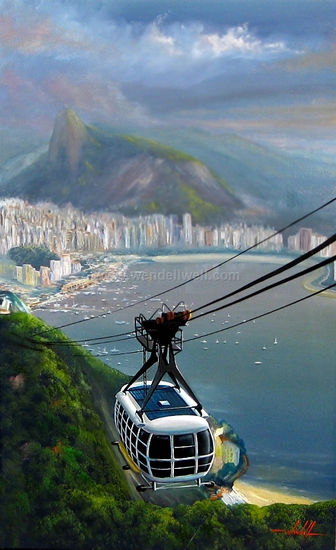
128;383;197;420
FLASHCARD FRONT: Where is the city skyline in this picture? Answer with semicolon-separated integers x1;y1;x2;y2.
0;197;334;289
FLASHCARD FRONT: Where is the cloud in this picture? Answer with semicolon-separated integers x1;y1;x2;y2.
282;45;336;72
0;0;333;153
0;64;154;133
0;1;293;82
44;74;153;125
191;24;286;58
0;11;95;57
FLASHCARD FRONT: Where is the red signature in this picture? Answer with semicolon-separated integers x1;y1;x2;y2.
271;520;327;537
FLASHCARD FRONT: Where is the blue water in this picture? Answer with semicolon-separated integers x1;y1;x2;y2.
36;254;336;500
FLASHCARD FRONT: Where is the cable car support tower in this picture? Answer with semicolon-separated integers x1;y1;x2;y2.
123;305;204;418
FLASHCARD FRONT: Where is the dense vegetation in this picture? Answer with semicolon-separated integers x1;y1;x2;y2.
8;246;59;270
0;313;335;550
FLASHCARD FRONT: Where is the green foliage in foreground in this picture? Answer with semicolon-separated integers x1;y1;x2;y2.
8;245;59;270
0;313;335;550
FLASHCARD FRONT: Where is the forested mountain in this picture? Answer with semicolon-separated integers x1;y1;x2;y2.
0;109;241;224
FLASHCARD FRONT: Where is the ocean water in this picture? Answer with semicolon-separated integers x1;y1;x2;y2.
35;253;336;500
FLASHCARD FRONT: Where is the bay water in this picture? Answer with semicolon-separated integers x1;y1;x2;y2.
36;253;336;500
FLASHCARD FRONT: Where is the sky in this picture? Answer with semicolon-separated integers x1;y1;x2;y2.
0;0;336;154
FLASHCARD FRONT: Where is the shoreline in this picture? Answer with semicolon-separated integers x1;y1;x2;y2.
302;269;336;299
149;251;294;265
234;480;315;506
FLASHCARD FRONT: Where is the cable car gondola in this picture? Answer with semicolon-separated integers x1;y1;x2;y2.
114;305;215;491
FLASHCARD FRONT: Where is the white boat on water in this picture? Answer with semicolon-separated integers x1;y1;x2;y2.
274;338;278;345
201;339;207;343
254;361;262;365
115;320;126;325
215;339;220;344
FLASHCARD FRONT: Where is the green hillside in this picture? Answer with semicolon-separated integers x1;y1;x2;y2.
0;312;335;550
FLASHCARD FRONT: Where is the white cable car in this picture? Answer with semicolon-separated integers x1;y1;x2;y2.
114;306;215;491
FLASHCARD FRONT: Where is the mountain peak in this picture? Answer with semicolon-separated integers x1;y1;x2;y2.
48;108;88;175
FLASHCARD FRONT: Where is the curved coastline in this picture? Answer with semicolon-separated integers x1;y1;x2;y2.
302;268;336;299
150;251;294;265
234;480;314;506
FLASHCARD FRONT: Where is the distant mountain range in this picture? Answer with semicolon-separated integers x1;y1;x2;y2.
1;109;335;230
124;127;336;230
0;109;241;224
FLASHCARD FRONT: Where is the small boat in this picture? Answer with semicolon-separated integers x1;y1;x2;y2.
194;333;199;337
235;341;239;345
201;339;207;343
215;339;220;344
254;361;262;365
203;347;208;350
223;339;227;344
111;346;119;352
274;338;278;345
262;346;267;350
115;320;126;325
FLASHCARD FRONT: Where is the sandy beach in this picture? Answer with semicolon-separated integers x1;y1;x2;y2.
152;252;293;265
235;480;315;506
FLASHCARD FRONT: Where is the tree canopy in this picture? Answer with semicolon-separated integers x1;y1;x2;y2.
8;245;59;269
0;313;335;550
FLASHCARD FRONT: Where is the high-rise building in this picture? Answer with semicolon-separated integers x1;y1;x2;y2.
299;228;312;252
183;213;193;246
60;254;72;277
15;266;23;283
50;260;62;281
40;266;51;286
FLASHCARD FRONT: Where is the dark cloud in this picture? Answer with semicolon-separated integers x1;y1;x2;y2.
55;0;336;39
